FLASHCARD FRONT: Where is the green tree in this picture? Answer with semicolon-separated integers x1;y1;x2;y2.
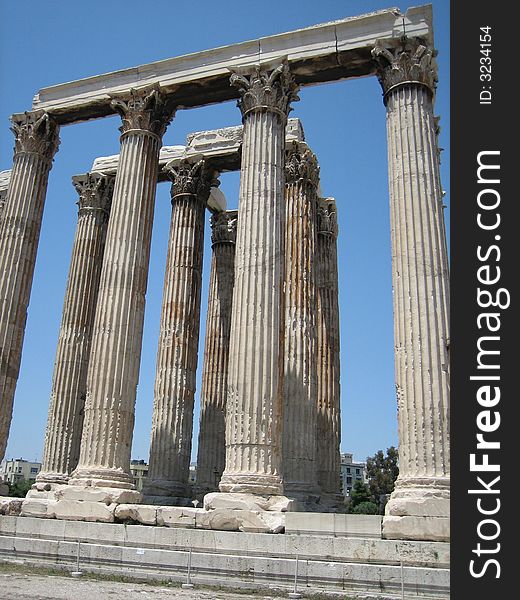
351;501;379;515
8;480;32;498
365;446;399;513
348;481;378;514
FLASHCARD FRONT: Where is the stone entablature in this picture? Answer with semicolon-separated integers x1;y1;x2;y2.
31;7;432;123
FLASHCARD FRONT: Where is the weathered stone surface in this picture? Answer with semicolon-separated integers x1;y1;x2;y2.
373;38;450;539
53;499;117;523
238;511;285;534
195;509;285;534
38;172;113;486
203;492;296;513
316;197;342;496
383;515;450;542
56;485;141;505
144;159;212;502
285;512;382;538
219;62;299;496
0;496;22;516
282;140;320;497
31;7;432;122
114;504;157;525
156;506;200;528
196;211;237;497
70;85;175;496
20;498;56;519
0;111;60;463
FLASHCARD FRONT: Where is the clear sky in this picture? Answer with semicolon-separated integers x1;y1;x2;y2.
0;0;450;466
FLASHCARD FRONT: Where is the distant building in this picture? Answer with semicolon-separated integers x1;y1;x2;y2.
189;463;197;484
340;452;367;497
130;459;148;491
0;458;41;484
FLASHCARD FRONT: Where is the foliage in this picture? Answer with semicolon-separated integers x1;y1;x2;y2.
8;480;32;497
351;501;379;515
365;446;399;513
348;479;372;512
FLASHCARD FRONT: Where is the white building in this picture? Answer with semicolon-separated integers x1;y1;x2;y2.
0;458;41;484
340;452;367;497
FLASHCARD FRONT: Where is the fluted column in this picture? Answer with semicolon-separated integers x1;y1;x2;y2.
36;173;113;487
282;141;320;497
372;39;450;541
316;198;342;498
218;63;299;495
143;159;213;503
195;210;237;496
0;111;60;463
70;85;175;494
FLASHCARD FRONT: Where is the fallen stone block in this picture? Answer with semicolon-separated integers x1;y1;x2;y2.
53;499;116;523
114;504;157;525
20;498;56;519
156;506;200;528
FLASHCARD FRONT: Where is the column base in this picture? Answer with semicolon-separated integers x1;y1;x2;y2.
219;472;283;495
382;477;450;542
141;479;191;504
35;471;69;487
69;466;135;490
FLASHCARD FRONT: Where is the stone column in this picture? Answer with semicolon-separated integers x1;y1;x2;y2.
69;85;175;498
0;111;60;463
35;173;113;488
218;63;299;496
282;141;320;498
372;38;450;541
143;158;214;504
315;198;342;501
195;210;237;497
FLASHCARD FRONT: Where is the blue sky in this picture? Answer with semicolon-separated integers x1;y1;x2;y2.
0;0;450;466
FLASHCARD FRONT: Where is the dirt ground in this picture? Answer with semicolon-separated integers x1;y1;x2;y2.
0;571;283;600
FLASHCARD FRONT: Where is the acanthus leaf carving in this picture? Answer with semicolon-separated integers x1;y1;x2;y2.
210;210;238;245
164;158;217;203
317;197;338;239
10;111;60;162
230;62;300;120
110;84;176;138
72;172;114;216
372;37;437;99
285;141;320;188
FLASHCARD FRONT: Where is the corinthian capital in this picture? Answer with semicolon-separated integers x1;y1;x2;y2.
110;84;176;138
372;38;437;99
10;111;60;162
285;141;320;188
317;197;338;239
210;210;238;246
164;158;217;203
72;172;114;216
230;62;300;121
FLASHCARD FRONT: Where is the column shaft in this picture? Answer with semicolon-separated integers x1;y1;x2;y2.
316;198;342;497
144;159;211;502
373;40;450;540
37;173;113;485
70;86;175;492
196;211;237;496
219;63;299;495
0;112;59;462
282;142;320;496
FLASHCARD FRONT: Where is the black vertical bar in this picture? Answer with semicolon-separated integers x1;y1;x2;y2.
451;0;515;596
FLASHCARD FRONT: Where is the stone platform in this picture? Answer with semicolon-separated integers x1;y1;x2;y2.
0;515;449;599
